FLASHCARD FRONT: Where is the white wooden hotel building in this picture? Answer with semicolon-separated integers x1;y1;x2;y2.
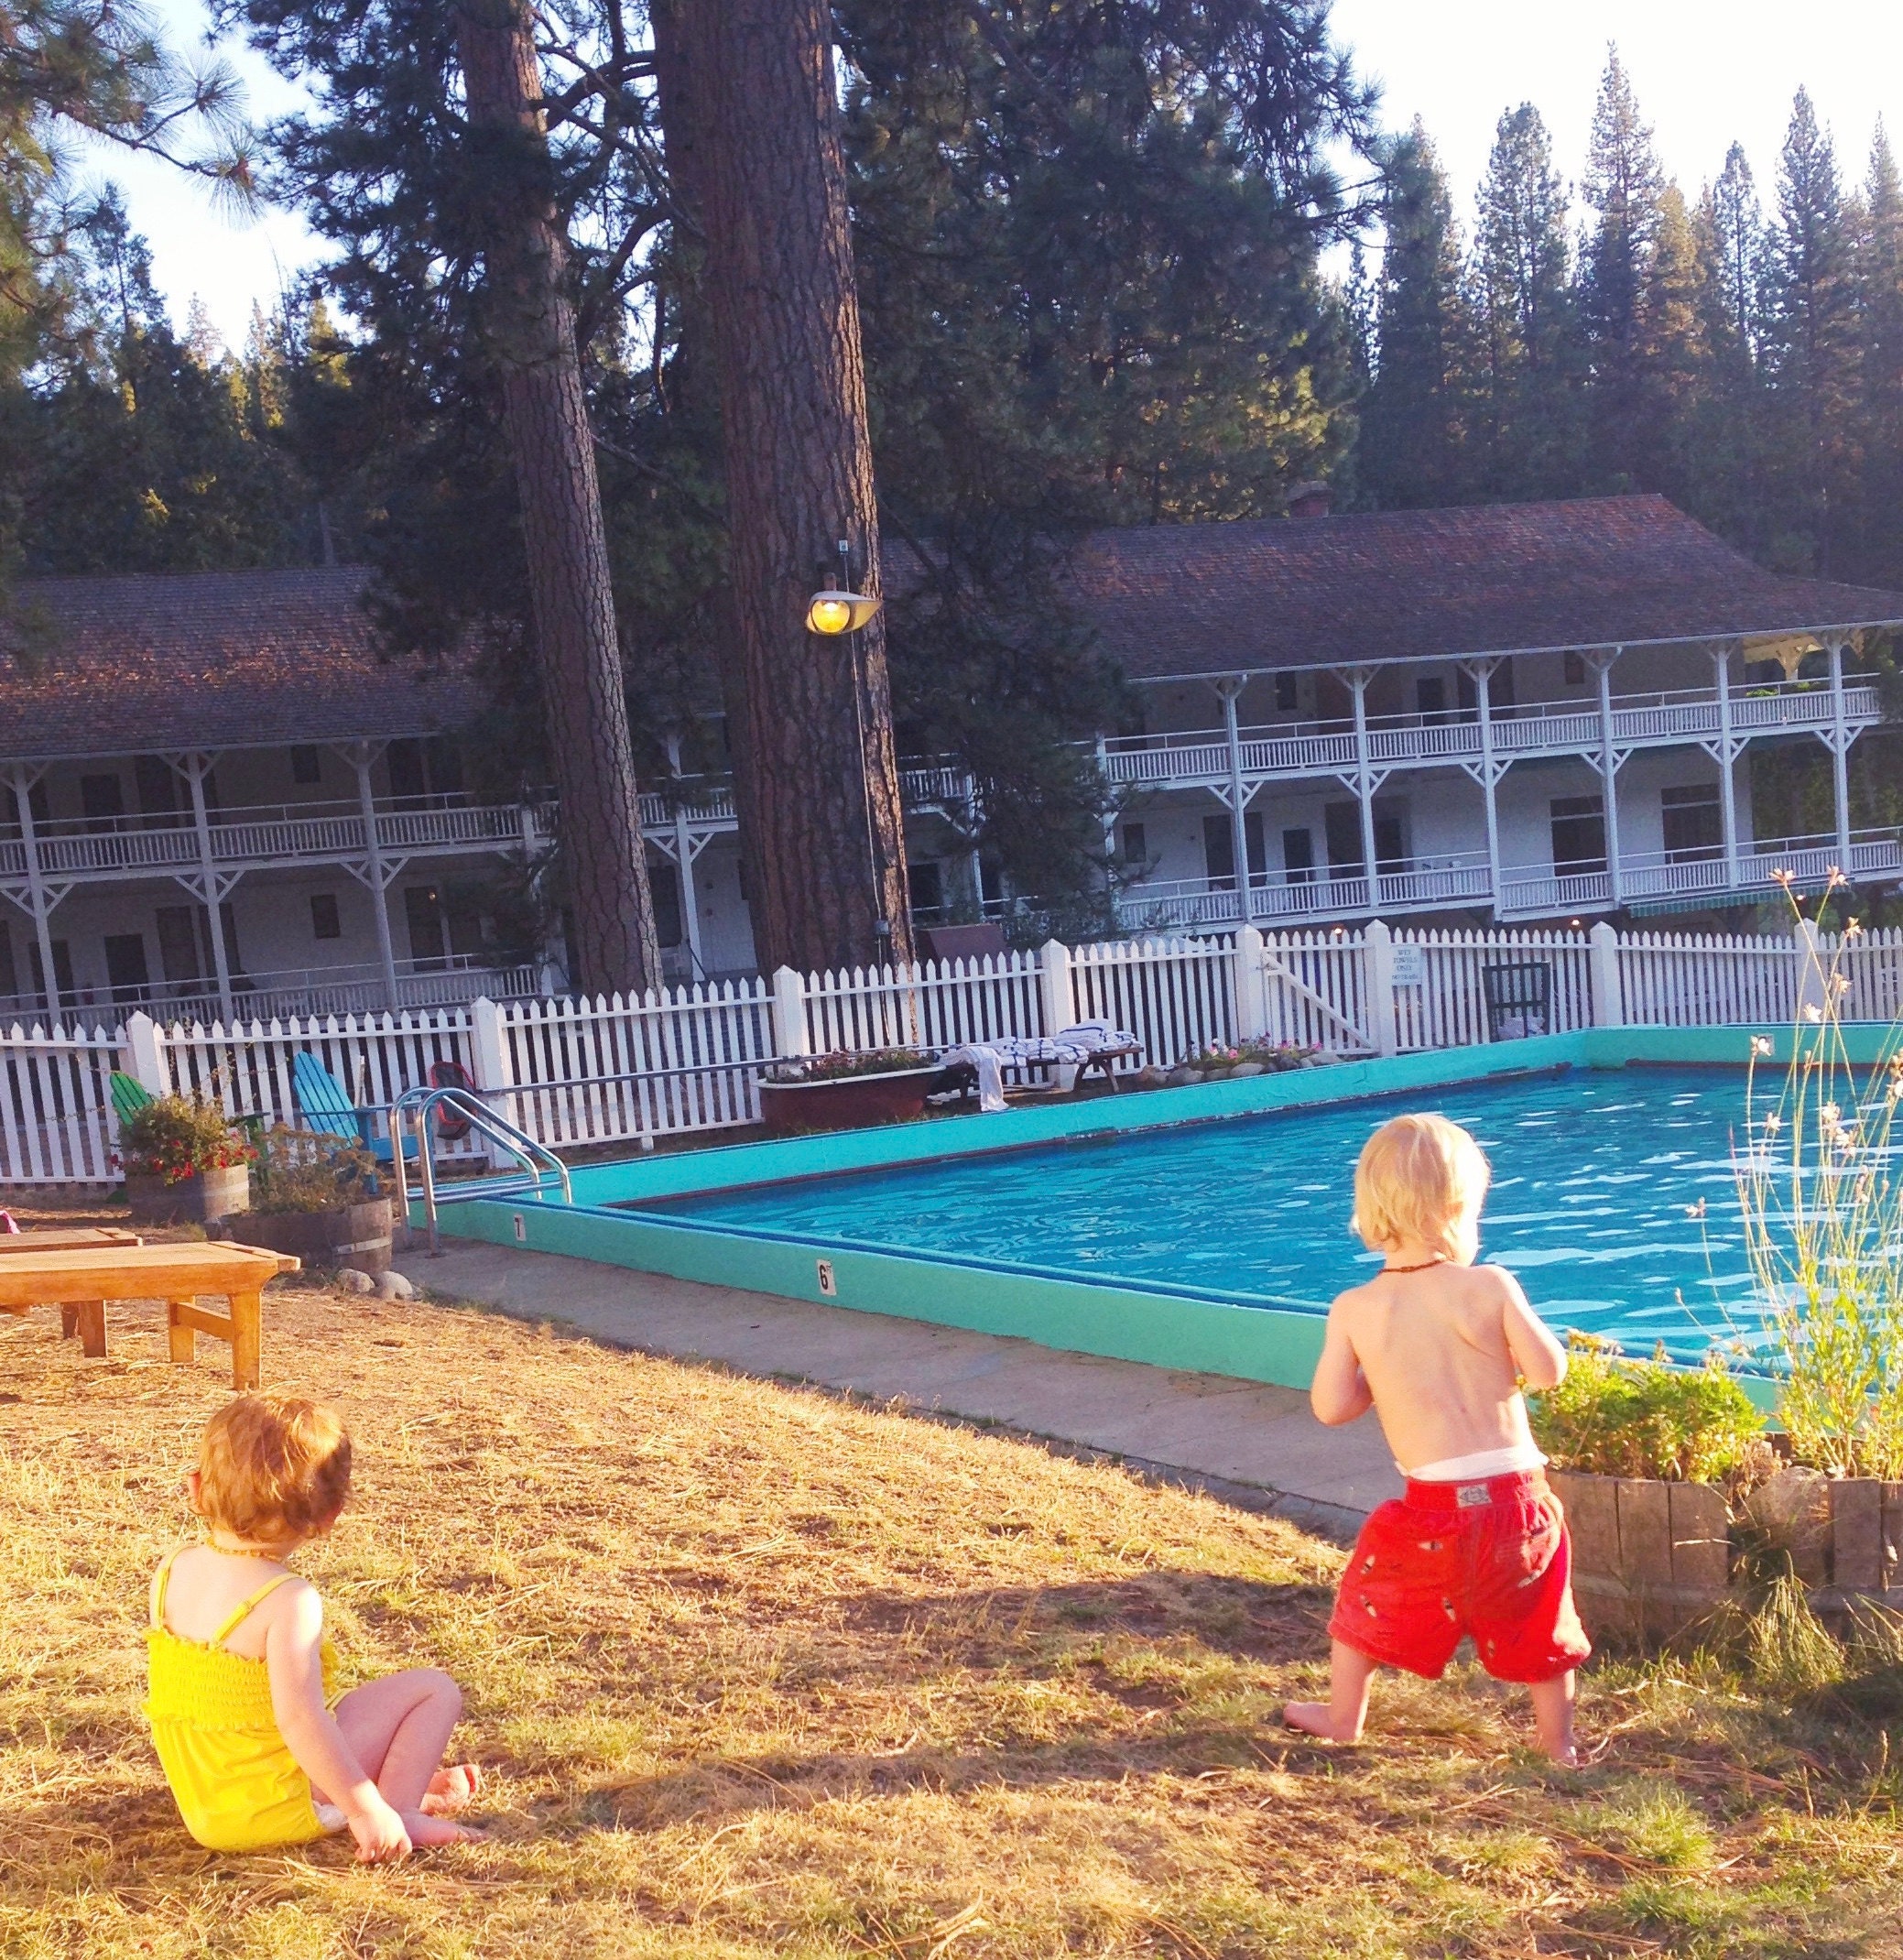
4;491;1899;1022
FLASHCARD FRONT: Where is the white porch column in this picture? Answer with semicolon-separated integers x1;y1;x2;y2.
1463;658;1504;915
348;743;401;1010
1712;641;1741;888
1591;650;1625;908
6;767;61;1018
181;753;235;1021
1349;669;1379;912
1827;637;1854;868
672;808;704;975
1215;677;1250;911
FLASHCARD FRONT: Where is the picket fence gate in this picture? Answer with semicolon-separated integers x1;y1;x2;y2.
3;919;1897;1187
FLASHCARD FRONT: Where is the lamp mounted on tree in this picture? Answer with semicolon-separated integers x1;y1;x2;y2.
805;589;882;635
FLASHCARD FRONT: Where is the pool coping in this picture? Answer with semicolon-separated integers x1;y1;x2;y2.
425;1024;1896;1412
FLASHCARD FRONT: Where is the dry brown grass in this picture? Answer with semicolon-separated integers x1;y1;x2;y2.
3;1277;1900;1958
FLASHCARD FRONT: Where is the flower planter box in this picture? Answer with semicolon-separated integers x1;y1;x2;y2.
757;1067;943;1138
1550;1467;1903;1641
125;1165;251;1226
227;1200;395;1278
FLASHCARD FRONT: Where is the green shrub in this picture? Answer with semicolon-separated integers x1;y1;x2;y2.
249;1127;381;1214
1529;1336;1761;1483
117;1095;251;1183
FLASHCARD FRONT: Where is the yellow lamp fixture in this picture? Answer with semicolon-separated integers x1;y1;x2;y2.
805;588;882;635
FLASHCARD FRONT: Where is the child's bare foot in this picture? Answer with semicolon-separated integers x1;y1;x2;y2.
1282;1700;1364;1742
421;1764;482;1815
401;1810;487;1847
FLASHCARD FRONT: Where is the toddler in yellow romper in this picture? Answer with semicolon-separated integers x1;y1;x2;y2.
145;1393;484;1859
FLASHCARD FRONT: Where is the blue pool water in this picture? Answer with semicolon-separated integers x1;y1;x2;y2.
639;1066;1767;1367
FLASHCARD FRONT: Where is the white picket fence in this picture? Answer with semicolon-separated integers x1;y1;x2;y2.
5;919;1901;1186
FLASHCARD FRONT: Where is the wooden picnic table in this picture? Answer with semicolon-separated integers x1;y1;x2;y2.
0;1226;144;1254
0;1242;299;1388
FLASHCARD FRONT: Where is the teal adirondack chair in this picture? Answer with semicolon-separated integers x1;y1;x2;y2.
291;1052;418;1166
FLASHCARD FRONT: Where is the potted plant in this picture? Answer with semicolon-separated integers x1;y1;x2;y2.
757;1048;941;1137
1531;1336;1767;1641
118;1094;255;1225
228;1128;394;1276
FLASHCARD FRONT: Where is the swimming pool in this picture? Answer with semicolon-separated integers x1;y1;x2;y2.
636;1066;1758;1368
430;1027;1882;1397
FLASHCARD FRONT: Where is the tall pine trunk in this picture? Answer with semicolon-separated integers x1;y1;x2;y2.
453;0;662;997
661;0;912;976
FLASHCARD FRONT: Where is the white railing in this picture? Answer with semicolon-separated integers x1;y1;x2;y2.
1096;677;1881;788
5;920;1898;1186
1120;826;1903;932
5;959;545;1031
0;794;547;883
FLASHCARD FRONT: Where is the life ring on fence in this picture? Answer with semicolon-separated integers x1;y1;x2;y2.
429;1058;476;1141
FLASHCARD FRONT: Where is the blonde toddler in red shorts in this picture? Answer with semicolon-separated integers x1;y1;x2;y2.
1284;1112;1590;1762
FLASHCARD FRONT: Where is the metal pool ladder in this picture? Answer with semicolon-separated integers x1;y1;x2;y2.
388;1083;573;1257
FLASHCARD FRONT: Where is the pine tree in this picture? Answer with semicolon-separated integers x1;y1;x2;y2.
1764;88;1860;573
1676;146;1769;551
1856;123;1903;583
1579;46;1665;487
1634;184;1709;503
1359;121;1473;508
1471;103;1574;495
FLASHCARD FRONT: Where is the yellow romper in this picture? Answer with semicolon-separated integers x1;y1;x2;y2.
144;1550;340;1852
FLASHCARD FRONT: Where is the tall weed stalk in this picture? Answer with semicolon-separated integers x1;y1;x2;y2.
1735;876;1903;1475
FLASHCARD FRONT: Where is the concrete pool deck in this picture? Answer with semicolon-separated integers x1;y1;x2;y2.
417;1238;1401;1536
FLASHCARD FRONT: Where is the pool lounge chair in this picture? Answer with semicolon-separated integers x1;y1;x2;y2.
937;1021;1142;1113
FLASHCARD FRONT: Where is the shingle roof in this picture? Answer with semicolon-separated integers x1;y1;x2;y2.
0;568;485;763
1056;494;1903;680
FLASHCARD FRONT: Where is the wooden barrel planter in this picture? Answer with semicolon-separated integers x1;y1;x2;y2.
227;1200;395;1277
757;1067;943;1138
125;1165;251;1226
1551;1467;1903;1640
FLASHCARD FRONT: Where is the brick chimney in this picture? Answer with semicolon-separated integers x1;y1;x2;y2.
1285;478;1332;520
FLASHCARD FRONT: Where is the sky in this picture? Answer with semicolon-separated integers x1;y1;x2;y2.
84;0;1903;351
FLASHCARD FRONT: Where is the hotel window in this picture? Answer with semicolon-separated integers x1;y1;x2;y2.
310;893;342;941
1120;822;1147;866
1550;795;1607;875
290;746;322;786
1282;827;1315;885
1416;676;1448;724
1202;812;1266;889
1661;784;1723;863
1563;650;1587;687
1275;672;1299;713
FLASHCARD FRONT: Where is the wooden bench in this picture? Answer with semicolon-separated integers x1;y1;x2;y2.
0;1243;299;1388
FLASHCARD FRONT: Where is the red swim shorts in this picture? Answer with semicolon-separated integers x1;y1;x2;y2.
1327;1470;1592;1683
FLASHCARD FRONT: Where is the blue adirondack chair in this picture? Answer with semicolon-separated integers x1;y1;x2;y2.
291;1052;419;1165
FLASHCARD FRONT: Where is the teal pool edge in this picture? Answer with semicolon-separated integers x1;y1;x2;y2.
424;1022;1887;1409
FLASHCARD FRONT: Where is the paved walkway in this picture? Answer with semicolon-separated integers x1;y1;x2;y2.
414;1241;1400;1538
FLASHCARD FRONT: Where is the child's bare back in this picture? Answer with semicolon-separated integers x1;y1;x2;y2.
1319;1259;1555;1475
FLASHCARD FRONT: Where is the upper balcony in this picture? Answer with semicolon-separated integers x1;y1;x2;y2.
0;762;978;891
1101;675;1886;792
0;792;553;888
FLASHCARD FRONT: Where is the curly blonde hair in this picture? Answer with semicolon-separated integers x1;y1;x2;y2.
195;1395;353;1547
